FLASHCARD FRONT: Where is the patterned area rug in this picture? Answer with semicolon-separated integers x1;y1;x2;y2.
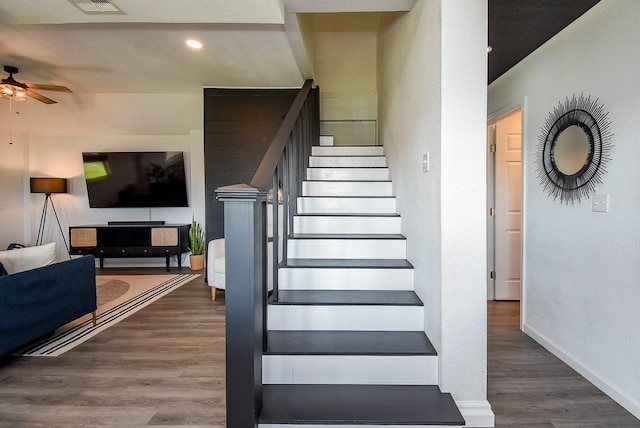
16;274;199;357
96;279;130;306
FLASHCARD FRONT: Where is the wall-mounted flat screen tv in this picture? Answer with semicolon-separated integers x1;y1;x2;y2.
82;151;189;208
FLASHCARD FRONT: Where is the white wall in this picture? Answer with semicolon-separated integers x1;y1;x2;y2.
320;92;377;145
0;139;27;249
378;0;492;425
0;93;204;266
314;30;377;143
301;13;379;145
488;0;640;419
378;0;443;363
313;30;377;93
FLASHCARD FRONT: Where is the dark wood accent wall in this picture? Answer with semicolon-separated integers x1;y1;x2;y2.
204;88;298;243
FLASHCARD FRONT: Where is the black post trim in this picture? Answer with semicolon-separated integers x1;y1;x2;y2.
216;183;267;428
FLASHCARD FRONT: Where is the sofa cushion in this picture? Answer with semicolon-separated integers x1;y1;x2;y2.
0;242;56;275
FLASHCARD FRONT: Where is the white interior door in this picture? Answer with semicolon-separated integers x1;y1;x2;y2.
493;111;522;300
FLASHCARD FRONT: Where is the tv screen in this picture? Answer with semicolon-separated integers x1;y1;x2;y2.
82;151;189;208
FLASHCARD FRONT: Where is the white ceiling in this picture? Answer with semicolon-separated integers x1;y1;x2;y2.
0;0;415;100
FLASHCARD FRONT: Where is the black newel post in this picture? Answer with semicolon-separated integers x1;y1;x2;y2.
215;183;267;428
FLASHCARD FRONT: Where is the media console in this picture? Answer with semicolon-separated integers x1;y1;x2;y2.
69;223;190;271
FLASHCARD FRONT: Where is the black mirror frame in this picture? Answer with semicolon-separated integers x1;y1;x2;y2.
536;94;613;203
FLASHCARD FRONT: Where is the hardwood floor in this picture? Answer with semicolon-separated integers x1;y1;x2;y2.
1;270;638;427
488;301;640;427
0;267;227;428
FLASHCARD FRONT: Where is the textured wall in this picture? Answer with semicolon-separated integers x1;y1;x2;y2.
488;0;640;418
378;0;491;420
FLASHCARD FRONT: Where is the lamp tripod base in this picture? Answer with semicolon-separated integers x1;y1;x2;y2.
36;193;70;257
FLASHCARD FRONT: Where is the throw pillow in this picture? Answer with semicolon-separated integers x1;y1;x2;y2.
0;242;56;275
0;260;7;276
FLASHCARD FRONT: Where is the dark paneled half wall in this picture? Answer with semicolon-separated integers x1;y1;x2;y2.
204;88;298;244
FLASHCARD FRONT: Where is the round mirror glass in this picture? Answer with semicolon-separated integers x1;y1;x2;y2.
554;125;590;175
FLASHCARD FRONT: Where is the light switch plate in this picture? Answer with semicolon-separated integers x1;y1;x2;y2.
422;152;430;173
592;193;609;213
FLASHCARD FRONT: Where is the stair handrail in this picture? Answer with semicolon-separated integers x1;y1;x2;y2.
253;79;317;301
250;79;314;189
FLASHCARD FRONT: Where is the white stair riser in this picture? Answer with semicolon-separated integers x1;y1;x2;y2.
302;181;392;197
306;168;390;181
297;197;396;214
319;135;334;146
278;267;414;291
309;156;387;168
268;305;423;331
288;239;406;259
312;146;384;156
294;216;401;234
263;355;437;385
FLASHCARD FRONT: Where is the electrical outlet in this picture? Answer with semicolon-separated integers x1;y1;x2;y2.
422;152;430;173
592;193;609;213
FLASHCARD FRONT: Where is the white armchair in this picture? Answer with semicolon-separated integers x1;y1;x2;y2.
206;237;276;300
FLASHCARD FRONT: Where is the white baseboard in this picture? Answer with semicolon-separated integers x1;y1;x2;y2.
524;322;640;420
457;400;495;427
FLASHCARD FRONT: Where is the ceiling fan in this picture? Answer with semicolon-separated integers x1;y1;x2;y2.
1;65;72;104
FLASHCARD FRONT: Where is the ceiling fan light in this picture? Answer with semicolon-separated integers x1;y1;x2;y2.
0;84;27;101
13;90;27;101
1;84;14;96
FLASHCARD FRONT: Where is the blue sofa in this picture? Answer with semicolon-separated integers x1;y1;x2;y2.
0;255;97;357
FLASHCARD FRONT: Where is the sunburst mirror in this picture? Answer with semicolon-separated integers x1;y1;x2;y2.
536;94;613;203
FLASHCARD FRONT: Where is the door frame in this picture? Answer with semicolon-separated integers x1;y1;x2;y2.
487;98;527;329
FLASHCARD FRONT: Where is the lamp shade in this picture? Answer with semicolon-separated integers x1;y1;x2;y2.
30;177;67;195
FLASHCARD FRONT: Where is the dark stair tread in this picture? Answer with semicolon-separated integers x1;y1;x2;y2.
292;233;405;240
266;330;436;355
272;290;423;306
283;258;414;269
260;384;465;426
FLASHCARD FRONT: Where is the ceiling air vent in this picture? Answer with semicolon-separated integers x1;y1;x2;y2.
69;0;125;14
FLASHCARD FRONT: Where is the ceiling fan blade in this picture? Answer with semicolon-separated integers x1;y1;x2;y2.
25;83;72;93
26;89;57;104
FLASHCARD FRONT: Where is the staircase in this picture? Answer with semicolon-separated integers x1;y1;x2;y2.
259;144;465;427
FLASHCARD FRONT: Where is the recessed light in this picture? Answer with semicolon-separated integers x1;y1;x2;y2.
186;39;203;49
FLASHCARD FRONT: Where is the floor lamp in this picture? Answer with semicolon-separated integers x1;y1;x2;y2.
30;177;70;255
